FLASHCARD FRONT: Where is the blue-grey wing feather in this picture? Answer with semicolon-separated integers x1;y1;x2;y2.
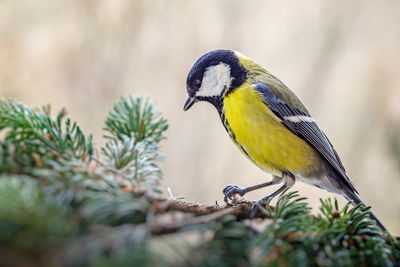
254;82;357;193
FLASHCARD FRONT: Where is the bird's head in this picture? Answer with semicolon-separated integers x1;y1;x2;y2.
183;49;247;111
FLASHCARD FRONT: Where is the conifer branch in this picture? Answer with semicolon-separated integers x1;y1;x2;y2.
0;96;398;267
148;199;274;235
152;198;274;218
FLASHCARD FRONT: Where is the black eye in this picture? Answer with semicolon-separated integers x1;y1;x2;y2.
192;79;201;89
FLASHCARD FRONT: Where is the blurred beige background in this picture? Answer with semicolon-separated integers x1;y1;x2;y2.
1;0;399;233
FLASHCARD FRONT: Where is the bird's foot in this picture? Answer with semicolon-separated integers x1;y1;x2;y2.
223;184;246;204
250;197;271;218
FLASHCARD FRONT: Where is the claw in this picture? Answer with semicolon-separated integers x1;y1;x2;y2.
250;198;270;218
224;193;229;204
222;184;234;194
250;202;260;218
222;184;243;204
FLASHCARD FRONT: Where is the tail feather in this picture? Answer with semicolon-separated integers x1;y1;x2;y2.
342;187;386;231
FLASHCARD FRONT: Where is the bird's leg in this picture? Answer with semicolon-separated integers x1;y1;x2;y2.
223;176;282;204
250;172;295;218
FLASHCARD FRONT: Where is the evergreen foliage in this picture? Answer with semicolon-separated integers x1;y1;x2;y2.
0;97;398;266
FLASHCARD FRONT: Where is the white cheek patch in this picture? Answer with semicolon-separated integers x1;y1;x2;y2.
195;63;232;97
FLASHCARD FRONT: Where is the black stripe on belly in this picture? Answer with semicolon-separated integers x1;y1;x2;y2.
219;112;251;159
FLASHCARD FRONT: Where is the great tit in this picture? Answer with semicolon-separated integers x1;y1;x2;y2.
183;49;386;231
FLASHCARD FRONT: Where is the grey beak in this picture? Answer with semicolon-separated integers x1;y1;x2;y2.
183;97;196;111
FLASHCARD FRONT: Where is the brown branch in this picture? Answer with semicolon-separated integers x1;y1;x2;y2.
154;198;274;218
152;199;225;215
148;207;234;235
148;198;275;235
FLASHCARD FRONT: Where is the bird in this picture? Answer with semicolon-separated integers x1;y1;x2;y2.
183;49;386;231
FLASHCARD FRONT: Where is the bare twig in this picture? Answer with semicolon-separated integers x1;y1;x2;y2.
148;208;233;235
153;199;225;215
148;199;274;235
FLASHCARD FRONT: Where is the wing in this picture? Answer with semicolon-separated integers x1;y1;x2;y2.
254;82;357;193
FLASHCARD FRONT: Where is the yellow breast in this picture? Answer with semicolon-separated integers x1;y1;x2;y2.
222;84;321;177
